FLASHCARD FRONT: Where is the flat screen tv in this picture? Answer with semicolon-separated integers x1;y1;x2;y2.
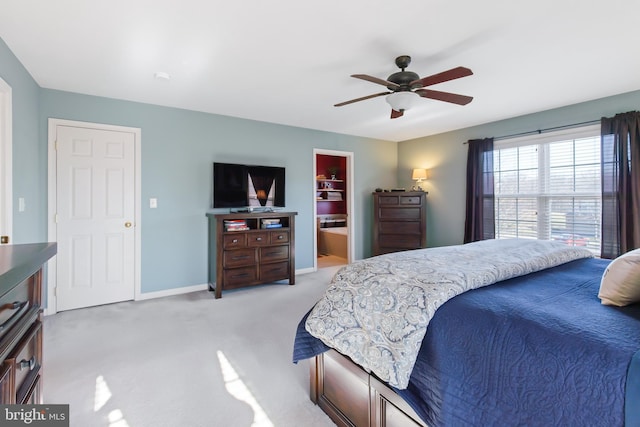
213;162;285;209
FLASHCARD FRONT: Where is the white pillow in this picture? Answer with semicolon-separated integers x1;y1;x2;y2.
599;248;640;306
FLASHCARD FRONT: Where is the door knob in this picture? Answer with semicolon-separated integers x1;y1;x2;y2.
125;222;132;228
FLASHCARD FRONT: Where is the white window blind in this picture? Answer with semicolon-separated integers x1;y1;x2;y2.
493;124;601;252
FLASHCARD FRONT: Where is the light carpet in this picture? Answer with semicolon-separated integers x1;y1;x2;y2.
43;266;340;427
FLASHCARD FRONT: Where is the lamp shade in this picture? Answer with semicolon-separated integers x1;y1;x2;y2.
386;92;417;111
412;168;427;181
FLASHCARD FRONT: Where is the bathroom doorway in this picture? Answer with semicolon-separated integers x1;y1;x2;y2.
313;149;354;270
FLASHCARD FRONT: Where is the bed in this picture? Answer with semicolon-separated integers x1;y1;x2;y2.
293;239;640;427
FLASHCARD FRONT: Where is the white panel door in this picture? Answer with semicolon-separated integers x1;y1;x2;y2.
56;125;135;311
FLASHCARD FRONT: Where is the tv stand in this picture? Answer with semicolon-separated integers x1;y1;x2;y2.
206;211;297;298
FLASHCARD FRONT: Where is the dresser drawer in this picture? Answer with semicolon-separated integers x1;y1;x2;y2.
260;245;289;262
377;195;401;205
399;195;422;205
378;207;422;220
223;248;257;268
269;230;289;244
379;222;422;234
260;261;290;283
8;320;42;405
223;266;258;287
223;233;247;249
378;234;422;249
247;232;270;247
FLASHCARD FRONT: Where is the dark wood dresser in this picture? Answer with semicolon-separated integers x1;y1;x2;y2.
207;212;296;298
372;191;427;256
0;243;57;404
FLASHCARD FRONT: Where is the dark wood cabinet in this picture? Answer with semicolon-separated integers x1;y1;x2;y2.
207;212;296;298
310;350;427;427
0;243;57;404
372;192;427;256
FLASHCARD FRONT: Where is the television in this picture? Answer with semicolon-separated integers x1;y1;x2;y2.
213;162;285;209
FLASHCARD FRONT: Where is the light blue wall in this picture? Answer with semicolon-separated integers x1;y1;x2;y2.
37;91;397;294
0;38;44;243
398;90;640;248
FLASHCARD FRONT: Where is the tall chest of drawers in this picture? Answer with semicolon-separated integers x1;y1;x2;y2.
207;212;296;298
372;191;427;256
0;243;57;404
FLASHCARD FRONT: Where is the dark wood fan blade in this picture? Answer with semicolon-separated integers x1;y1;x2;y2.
410;66;473;88
334;91;390;107
390;109;404;119
415;89;473;105
351;74;401;90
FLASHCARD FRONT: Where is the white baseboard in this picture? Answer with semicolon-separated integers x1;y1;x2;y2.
136;267;314;301
136;283;209;301
295;267;316;275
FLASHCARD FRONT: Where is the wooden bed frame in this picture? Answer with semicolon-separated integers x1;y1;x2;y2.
310;349;426;427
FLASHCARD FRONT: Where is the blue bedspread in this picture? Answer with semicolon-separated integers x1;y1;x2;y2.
293;258;640;426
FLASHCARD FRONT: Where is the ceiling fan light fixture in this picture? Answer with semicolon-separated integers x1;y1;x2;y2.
386;91;417;112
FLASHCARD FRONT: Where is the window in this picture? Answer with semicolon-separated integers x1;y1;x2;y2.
493;125;601;252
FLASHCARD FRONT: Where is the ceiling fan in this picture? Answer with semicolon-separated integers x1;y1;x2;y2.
335;55;474;119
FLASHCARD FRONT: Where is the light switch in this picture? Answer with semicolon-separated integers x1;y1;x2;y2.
150;198;158;208
18;197;25;212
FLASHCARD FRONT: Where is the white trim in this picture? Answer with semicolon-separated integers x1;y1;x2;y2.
295;266;316;275
312;149;355;271
136;283;209;301
0;78;12;244
46;119;142;315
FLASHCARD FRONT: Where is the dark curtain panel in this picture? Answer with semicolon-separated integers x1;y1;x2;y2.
601;111;640;258
464;138;495;243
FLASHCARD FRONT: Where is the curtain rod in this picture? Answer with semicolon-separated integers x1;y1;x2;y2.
463;119;601;144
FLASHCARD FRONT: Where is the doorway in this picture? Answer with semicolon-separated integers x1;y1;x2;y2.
47;119;141;314
313;149;354;270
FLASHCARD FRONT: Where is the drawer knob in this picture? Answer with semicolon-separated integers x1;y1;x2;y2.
232;239;238;243
256;237;262;241
19;356;36;371
278;235;283;239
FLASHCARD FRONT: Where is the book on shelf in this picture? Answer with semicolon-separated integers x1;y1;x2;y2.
261;219;280;225
225;224;249;231
224;219;249;231
226;226;250;231
262;223;283;229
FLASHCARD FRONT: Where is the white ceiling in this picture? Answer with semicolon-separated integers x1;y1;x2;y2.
2;0;639;142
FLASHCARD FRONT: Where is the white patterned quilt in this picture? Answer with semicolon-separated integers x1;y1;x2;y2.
305;239;593;389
